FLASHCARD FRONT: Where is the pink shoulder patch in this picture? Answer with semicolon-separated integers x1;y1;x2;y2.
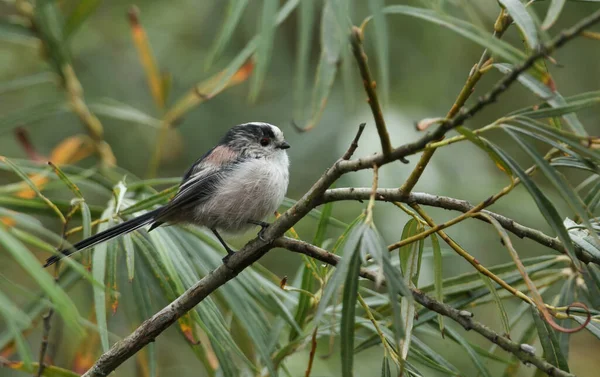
205;145;236;165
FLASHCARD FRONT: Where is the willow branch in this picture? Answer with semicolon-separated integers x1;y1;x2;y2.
350;27;394;157
320;188;599;265
275;237;575;377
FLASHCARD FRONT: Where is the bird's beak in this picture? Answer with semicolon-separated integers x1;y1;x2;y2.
278;141;291;150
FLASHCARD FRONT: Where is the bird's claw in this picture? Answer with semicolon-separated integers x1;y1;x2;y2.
258;224;269;241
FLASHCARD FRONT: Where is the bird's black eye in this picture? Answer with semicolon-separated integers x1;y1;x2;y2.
260;137;270;146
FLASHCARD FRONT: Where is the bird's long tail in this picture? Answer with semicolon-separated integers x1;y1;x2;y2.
44;209;161;267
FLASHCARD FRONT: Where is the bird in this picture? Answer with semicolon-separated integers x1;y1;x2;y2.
44;122;290;267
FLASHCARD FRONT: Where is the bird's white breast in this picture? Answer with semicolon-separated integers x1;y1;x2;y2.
195;152;289;232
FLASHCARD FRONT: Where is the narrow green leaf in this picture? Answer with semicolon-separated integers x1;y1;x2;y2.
1;157;65;222
456;126;512;176
495;64;588;135
49;162;83;198
123;233;135;282
132;267;157;377
411;336;459;375
499;0;539;48
506;118;600;161
363;224;409;349
420;255;561;296
64;0;103;38
249;0;278;100
282;197;347;228
299;0;343;130
514;97;600;119
79;201;92;264
399;219;419;273
573;316;600;340
0;360;81;377
531;306;570;371
206;0;249;68
293;0;315;118
542;0;566;30
0;72;55;95
431;233;445;335
314;223;367;325
0;290;33;366
313;201;333;247
506;129;594;232
399;223;422;363
444;325;492;377
206;0;299;98
89;99;162;129
0;101;68;133
93;212;113;352
488;143;581;268
368;0;390;105
106;233;119;314
480;274;511;336
340;239;362;377
34;0;71;74
556;276;575;356
381;355;392;377
289;261;314;341
0;227;83;335
382;6;525;64
119;186;178;216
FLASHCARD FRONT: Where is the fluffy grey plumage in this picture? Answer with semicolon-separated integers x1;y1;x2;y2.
44;122;290;267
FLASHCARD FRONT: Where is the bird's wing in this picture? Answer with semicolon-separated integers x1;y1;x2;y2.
151;145;239;225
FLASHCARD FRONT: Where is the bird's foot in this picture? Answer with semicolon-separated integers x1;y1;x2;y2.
221;246;236;264
249;220;270;241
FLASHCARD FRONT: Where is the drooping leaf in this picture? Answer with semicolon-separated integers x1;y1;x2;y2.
93;210;114;352
498;0;539;48
248;0;278;100
0;227;83;335
314;223;367;325
506;129;594;231
531;306;570;371
488;143;581;268
456;126;512;175
340;235;362;377
431;234;445;335
495;64;588;135
206;0;250;68
368;0;390;105
542;0;567;30
297;0;345;130
382;5;526;64
479;274;511;336
64;0;103;38
293;0;315;119
556;276;575;356
0;290;33;366
444;325;492;377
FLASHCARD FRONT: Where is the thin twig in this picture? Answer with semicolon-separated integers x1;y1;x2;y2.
304;327;318;377
342;123;366;160
350;27;395;158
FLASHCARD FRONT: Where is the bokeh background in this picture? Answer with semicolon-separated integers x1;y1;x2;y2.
1;0;600;376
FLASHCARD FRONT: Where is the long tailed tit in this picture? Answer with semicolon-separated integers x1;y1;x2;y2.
44;122;290;267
